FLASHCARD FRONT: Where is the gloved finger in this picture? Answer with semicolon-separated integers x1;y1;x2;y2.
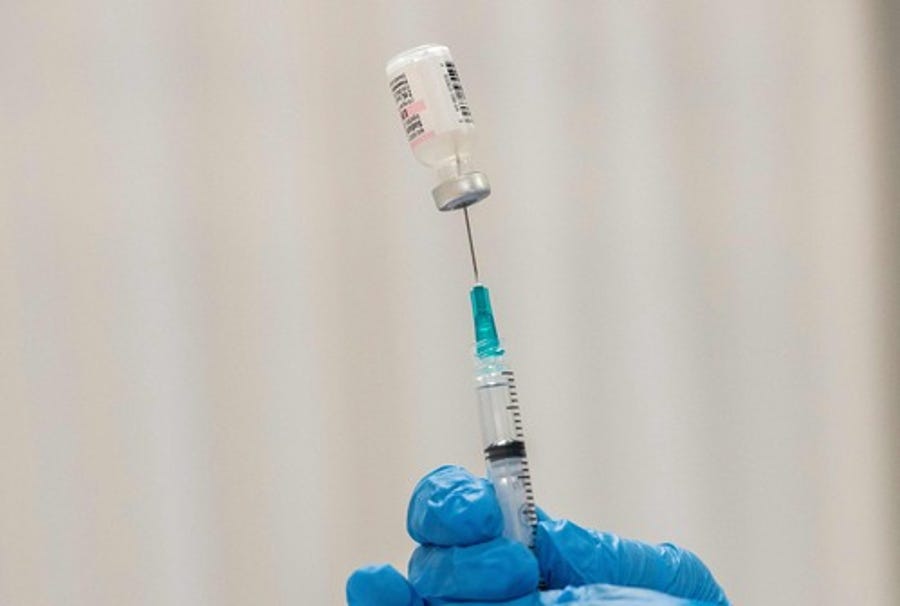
408;537;539;602
539;582;723;605
536;520;729;606
407;465;503;546
346;564;423;606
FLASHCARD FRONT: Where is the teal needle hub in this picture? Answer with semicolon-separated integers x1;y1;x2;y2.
470;284;505;358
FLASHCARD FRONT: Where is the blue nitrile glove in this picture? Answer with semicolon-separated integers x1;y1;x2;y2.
346;466;730;606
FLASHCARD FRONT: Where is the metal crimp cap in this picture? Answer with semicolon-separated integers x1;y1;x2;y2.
431;172;491;211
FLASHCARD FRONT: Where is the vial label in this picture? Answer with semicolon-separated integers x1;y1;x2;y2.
388;58;474;150
389;73;430;146
441;61;473;124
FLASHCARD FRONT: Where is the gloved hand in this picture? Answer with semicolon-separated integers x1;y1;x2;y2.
347;466;730;606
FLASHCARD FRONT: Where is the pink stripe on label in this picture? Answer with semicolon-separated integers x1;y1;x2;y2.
405;100;426;115
410;130;435;148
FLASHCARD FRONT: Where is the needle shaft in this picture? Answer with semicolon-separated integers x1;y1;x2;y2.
463;207;480;283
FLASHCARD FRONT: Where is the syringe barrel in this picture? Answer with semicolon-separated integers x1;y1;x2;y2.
486;456;534;546
476;364;521;447
475;357;537;547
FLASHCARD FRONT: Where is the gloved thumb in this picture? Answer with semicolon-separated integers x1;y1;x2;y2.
535;519;729;606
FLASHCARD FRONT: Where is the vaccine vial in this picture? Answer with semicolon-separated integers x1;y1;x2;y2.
386;44;491;211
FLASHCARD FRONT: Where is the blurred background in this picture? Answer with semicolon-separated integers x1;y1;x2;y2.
1;1;898;605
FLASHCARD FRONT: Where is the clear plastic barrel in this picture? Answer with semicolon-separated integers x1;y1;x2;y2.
474;356;537;547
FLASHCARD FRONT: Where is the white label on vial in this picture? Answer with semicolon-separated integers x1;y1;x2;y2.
389;59;473;150
389;72;429;146
441;61;473;124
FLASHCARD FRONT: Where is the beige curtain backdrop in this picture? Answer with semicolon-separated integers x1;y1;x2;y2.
1;1;897;605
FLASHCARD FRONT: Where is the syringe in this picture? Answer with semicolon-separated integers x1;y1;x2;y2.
469;280;538;546
462;207;537;547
